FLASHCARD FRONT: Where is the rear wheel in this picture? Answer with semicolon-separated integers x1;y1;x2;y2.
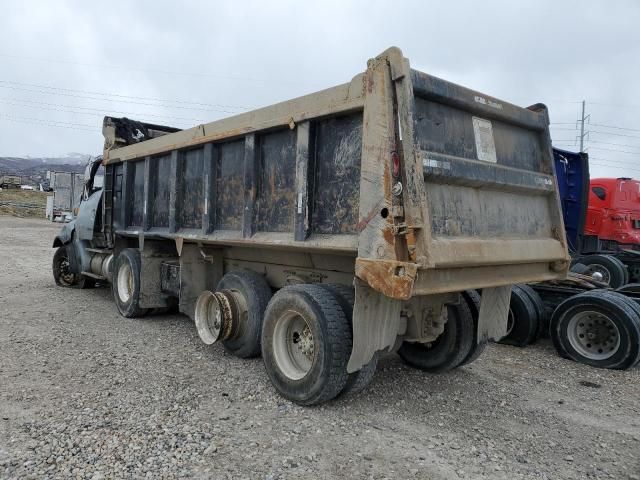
458;290;487;367
112;248;148;318
398;298;474;373
320;283;378;397
550;290;640;369
498;286;538;347
516;284;547;339
215;270;272;358
261;284;351;405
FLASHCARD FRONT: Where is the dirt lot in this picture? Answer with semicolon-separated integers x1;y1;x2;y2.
1;216;639;480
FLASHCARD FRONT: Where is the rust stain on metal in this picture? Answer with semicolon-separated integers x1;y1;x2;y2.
356;206;379;233
355;258;417;300
382;227;395;245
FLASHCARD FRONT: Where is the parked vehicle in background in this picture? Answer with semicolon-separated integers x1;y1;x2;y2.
45;170;85;221
51;47;570;404
585;177;640;250
499;147;640;370
0;174;22;189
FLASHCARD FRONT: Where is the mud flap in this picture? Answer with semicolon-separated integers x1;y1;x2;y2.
177;244;223;320
347;279;402;373
478;285;512;341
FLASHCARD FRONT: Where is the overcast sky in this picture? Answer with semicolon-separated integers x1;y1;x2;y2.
1;0;639;178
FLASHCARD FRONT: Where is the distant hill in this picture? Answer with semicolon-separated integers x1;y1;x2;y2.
0;154;90;186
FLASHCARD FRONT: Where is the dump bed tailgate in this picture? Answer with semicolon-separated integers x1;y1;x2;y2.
409;69;567;291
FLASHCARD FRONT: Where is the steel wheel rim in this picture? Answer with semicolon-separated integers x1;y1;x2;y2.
566;310;620;360
117;262;133;303
57;256;75;286
585;264;611;284
272;310;315;380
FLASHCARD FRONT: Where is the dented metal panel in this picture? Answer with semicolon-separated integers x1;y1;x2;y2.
178;148;205;229
255;129;296;233
311;115;362;234
215;140;244;231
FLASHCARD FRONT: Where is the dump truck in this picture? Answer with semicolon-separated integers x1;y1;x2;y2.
51;47;569;404
0;174;22;189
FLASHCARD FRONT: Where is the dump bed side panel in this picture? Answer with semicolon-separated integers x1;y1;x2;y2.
104;112;364;253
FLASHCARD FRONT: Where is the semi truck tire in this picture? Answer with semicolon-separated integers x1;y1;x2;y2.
615;283;640;295
319;283;378;397
516;284;547;339
498;286;539;347
398;298;475;373
579;254;628;288
569;263;589;275
585;290;640;368
216;270;272;358
458;290;487;367
550;290;640;369
112;248;148;318
52;245;94;289
261;284;351;405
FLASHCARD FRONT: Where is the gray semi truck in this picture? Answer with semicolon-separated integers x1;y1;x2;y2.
52;47;569;404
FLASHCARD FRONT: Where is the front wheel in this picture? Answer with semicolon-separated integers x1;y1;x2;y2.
52;245;94;289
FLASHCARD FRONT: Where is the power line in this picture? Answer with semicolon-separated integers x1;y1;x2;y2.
591;130;640;140
0;114;100;132
0;79;250;111
588;146;640;155
0;83;241;114
589;122;640;133
0;52;283;86
587;101;640;111
586;156;640;167
589;140;640;150
0;98;203;125
590;162;640;174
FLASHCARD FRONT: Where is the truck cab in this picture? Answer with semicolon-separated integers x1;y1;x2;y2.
586;177;640;249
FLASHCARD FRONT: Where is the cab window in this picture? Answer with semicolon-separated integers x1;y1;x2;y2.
591;186;607;201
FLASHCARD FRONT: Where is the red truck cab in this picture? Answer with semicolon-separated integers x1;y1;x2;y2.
585;177;640;249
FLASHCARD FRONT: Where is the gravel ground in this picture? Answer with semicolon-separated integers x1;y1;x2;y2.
1;216;639;480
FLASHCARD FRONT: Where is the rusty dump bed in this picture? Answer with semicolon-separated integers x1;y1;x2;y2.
102;47;568;300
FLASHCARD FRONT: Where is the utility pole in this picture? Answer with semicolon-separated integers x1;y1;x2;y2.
578;100;590;152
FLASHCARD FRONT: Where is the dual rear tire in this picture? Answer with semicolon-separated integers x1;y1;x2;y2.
397;290;487;373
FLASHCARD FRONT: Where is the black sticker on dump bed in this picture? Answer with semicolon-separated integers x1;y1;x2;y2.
472;117;497;163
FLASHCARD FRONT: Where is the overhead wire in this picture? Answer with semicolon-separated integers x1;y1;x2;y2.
0;79;250;111
0;114;100;133
0;98;203;126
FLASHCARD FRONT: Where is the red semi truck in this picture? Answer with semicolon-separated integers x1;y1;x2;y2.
585;177;640;249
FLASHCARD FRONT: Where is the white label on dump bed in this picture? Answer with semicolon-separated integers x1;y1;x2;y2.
472;117;497;163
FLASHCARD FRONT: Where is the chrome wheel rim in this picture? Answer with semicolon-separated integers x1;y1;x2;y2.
272;310;315;380
117;262;133;303
566;310;620;360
